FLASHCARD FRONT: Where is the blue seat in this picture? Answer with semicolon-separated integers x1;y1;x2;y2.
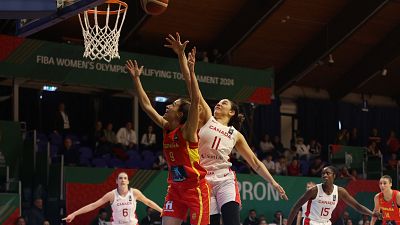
79;147;93;159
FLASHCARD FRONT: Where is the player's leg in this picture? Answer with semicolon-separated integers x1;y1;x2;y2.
162;185;187;225
221;201;240;225
216;175;241;225
186;182;210;225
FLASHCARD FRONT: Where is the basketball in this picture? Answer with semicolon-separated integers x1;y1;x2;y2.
140;0;168;16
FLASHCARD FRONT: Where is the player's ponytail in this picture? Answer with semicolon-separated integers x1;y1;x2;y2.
227;100;245;130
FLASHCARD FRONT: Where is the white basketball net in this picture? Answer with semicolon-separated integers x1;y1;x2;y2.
78;2;127;62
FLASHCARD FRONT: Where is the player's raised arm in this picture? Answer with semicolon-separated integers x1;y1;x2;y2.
235;132;288;200
182;49;200;142
63;191;113;223
125;60;168;129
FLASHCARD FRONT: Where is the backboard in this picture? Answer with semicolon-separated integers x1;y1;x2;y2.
12;0;105;37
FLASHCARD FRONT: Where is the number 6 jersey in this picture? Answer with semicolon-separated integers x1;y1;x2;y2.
198;116;238;173
111;188;137;225
304;184;338;224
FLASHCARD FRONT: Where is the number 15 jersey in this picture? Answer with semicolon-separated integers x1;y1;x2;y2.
198;116;238;173
304;184;338;224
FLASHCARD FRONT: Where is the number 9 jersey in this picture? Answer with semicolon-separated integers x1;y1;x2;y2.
303;184;338;225
111;189;138;225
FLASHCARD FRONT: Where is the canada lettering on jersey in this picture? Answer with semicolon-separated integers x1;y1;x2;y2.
201;153;223;160
209;125;232;139
317;200;336;205
116;202;133;206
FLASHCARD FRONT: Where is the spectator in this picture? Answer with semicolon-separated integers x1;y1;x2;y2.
336;129;349;146
339;166;356;181
258;219;268;225
284;146;298;163
358;215;369;225
262;154;275;174
287;158;300;176
90;208;110;225
259;134;274;158
387;153;398;170
243;209;258;225
348;128;361;146
54;102;70;136
93;121;106;148
272;211;283;225
153;153;167;170
275;156;288;176
272;136;285;157
309;157;326;177
141;206;154;225
367;141;381;158
386;130;399;155
116;122;137;150
350;168;361;180
60;137;79;166
140;206;161;225
140;125;157;151
16;216;26;225
210;48;222;63
104;123;117;144
368;128;382;145
43;219;50;225
26;197;45;225
309;139;322;160
295;138;310;161
334;211;351;225
201;51;209;62
0;149;6;167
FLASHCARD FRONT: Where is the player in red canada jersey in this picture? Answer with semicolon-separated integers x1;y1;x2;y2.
371;175;400;225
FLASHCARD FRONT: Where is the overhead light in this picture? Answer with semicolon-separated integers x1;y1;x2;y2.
328;54;334;64
155;96;168;102
381;68;388;76
42;85;58;92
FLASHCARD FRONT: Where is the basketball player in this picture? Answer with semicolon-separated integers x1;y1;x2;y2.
371;175;400;225
125;58;210;225
296;182;317;225
164;33;287;225
63;172;162;225
287;166;380;225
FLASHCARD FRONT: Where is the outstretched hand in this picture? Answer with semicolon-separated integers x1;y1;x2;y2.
372;210;382;220
164;32;189;55
273;183;288;200
187;47;196;73
62;214;75;223
125;60;144;79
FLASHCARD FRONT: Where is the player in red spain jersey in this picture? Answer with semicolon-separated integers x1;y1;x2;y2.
125;55;209;225
371;175;400;225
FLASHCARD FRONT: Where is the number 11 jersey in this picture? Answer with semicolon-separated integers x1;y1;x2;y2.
198;116;238;173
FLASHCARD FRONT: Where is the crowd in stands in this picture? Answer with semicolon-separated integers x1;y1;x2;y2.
30;102;400;179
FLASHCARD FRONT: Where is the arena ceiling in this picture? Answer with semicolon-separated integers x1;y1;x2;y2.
1;0;400;100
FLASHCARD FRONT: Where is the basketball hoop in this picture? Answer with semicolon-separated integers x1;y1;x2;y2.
78;0;128;62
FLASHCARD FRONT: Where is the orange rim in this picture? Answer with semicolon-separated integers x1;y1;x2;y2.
86;0;128;15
